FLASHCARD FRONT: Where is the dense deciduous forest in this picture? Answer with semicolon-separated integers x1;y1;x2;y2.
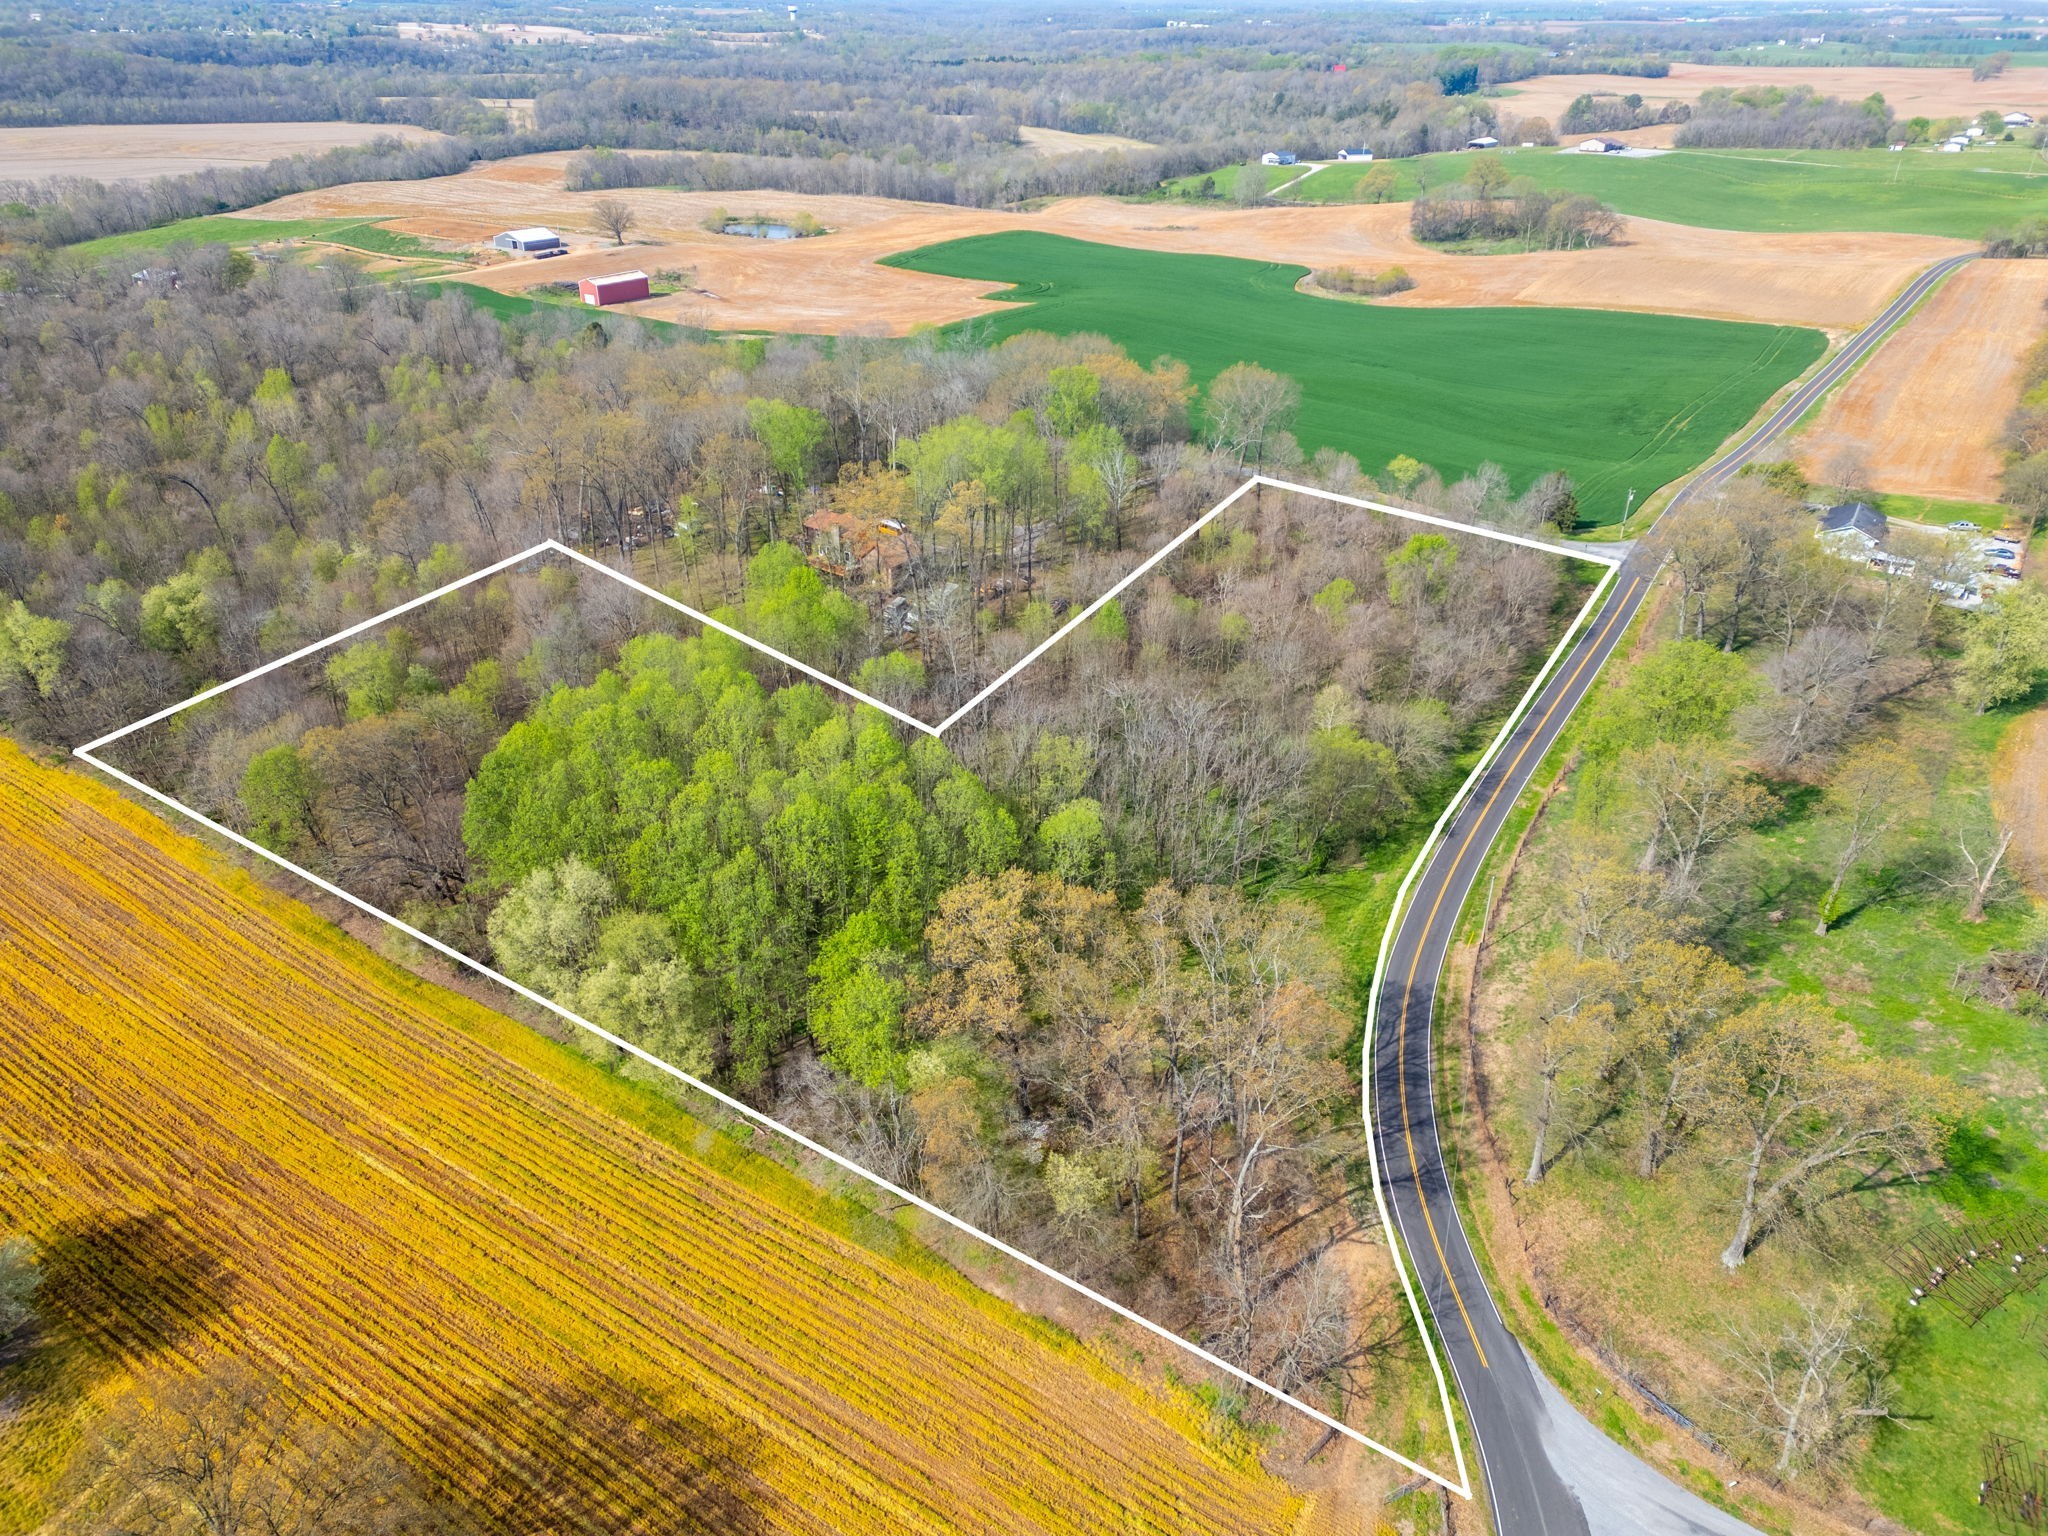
0;240;1578;1396
1676;84;1896;148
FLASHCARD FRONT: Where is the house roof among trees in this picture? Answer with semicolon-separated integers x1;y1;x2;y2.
1819;501;1886;539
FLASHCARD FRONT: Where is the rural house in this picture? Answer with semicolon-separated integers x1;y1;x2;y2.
1465;135;1500;149
1576;136;1625;154
803;509;919;591
1260;151;1299;166
580;271;650;306
1817;501;1888;555
1337;148;1373;161
2005;110;2036;126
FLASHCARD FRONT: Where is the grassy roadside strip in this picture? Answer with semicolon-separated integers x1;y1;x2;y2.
1425;587;1829;1536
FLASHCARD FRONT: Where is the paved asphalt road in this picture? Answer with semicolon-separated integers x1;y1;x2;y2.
1367;250;1977;1535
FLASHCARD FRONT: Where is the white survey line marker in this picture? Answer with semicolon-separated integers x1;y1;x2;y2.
76;473;1621;1498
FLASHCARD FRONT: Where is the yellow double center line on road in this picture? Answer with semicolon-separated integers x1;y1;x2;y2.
1396;576;1641;1370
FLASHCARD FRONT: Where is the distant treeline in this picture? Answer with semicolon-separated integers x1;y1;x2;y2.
567;141;1247;208
1548;55;1672;77
1986;217;2048;259
1560;93;1691;135
1412;186;1624;250
0;30;541;129
1676;85;1894;149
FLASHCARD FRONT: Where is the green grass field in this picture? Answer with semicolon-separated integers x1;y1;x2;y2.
1871;491;2011;529
71;214;449;262
884;231;1824;522
417;280;689;337
1276;145;2048;237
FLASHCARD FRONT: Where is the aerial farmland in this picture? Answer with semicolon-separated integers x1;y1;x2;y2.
4;5;2048;1534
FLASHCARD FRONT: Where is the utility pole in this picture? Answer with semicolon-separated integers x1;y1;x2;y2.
1623;487;1637;528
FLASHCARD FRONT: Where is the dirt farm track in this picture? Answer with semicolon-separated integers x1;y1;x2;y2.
1797;257;2048;501
248;152;1972;335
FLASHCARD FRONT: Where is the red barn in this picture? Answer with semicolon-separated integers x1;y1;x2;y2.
580;270;650;306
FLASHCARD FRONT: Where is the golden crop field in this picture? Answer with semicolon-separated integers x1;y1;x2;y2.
0;741;1301;1535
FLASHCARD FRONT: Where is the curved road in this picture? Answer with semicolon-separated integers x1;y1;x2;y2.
1368;250;1976;1535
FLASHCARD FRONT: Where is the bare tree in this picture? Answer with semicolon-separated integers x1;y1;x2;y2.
1812;743;1928;935
1954;821;2018;923
1554;843;1680;963
1617;939;1747;1178
1699;996;1960;1268
590;197;638;245
1722;1288;1897;1480
1205;362;1300;470
1624;741;1778;899
1232;159;1270;208
1519;951;1619;1183
1748;626;1884;773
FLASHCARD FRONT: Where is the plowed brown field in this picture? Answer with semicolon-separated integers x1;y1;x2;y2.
0;742;1300;1536
1491;62;2048;134
242;154;1966;334
1797;257;2048;498
0;122;446;183
1993;707;2048;898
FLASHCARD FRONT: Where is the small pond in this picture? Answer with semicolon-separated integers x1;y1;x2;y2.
720;222;799;240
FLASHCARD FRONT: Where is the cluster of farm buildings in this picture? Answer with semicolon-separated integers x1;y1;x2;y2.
491;226;650;307
1817;501;2028;608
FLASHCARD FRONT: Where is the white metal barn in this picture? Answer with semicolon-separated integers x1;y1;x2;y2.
493;226;565;254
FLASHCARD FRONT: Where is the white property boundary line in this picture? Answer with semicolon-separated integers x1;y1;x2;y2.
74;474;1620;1501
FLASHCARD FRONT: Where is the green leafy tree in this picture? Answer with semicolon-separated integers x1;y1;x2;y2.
488;857;615;990
1385;532;1459;608
809;911;912;1087
746;398;829;501
138;572;220;657
0;601;70;698
737;543;865;670
575;911;707;1074
1467;154;1511;200
1302;728;1409;861
1956;585;2048;712
1582;639;1758;759
324;632;436;720
1036;797;1114;888
1044;366;1102;438
240;744;323;854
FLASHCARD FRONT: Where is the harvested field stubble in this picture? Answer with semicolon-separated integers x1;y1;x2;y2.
0;122;447;184
0;742;1300;1536
1797;258;2048;500
240;154;1969;333
1490;62;2048;136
